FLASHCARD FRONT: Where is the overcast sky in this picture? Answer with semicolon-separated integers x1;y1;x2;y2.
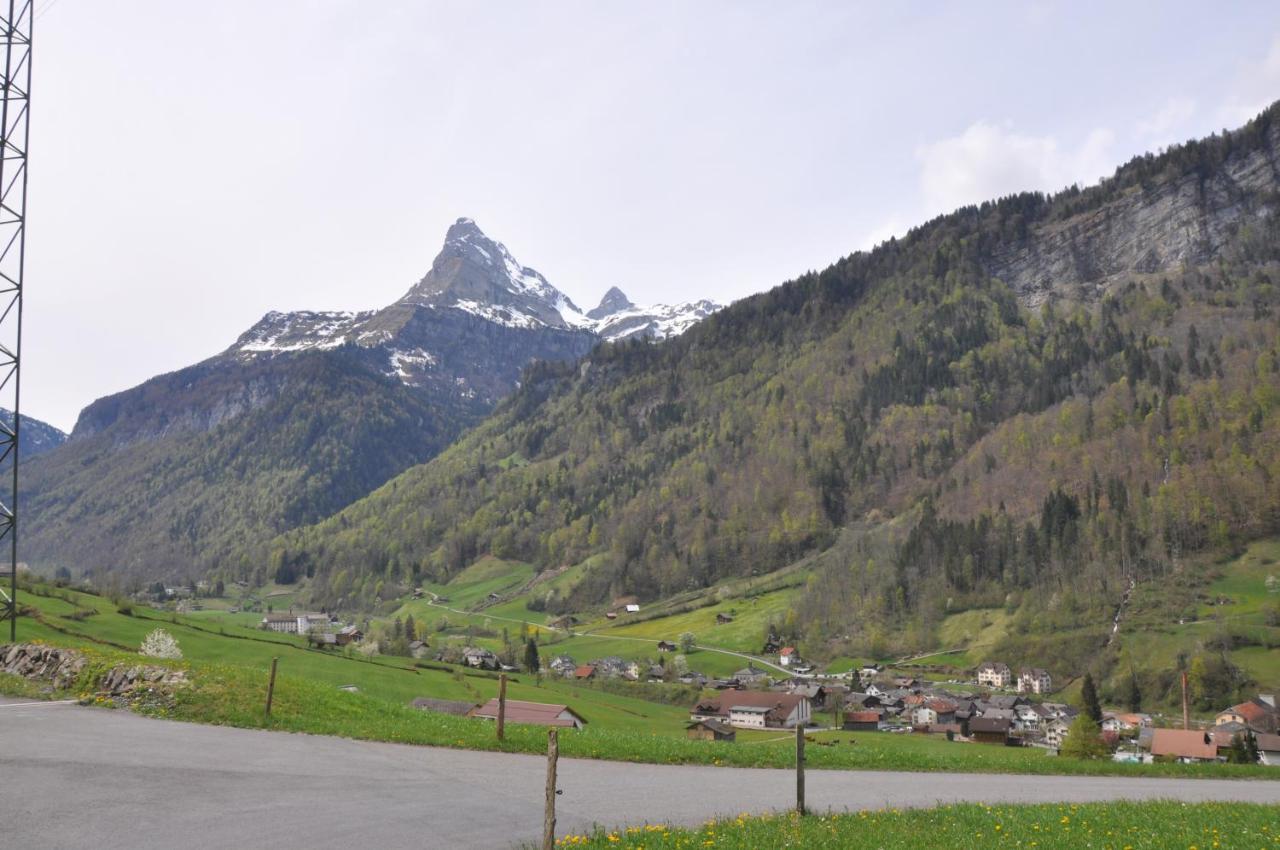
24;1;1280;430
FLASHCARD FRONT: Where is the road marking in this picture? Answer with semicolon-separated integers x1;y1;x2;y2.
0;699;78;708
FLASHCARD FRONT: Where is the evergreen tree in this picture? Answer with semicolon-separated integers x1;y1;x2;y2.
1227;732;1250;764
1246;730;1261;764
523;638;540;674
392;616;403;639
1060;715;1108;760
1123;669;1142;713
404;614;417;642
1080;673;1102;723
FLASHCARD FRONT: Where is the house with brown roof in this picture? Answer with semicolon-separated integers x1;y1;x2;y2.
715;613;734;625
690;690;812;730
842;710;882;731
1256;733;1280;767
467;699;587;729
574;664;596;680
1149;729;1220;762
1215;696;1278;734
656;640;676;652
969;716;1013;745
911;699;957;728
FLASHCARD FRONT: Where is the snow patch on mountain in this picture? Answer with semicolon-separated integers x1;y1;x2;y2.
232;310;372;356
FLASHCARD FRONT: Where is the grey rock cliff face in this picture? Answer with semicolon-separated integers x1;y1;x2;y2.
588;286;635;320
987;119;1280;306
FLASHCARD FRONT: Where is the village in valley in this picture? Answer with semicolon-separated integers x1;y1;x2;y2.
250;594;1280;768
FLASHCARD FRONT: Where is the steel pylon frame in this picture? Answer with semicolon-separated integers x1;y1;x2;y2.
0;0;30;642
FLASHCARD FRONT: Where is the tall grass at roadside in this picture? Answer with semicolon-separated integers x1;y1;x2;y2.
544;802;1280;848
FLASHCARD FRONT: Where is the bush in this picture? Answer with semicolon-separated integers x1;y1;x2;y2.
139;628;182;659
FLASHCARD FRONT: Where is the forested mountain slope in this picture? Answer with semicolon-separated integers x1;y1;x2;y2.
23;220;719;579
273;104;1280;663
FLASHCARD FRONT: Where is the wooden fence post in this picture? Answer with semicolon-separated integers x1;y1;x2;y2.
497;673;508;741
264;657;279;719
543;728;559;850
795;724;806;816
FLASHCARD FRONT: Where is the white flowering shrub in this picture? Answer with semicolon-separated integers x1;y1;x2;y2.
140;628;183;659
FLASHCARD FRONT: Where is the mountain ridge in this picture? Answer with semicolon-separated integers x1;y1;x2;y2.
26;218;721;576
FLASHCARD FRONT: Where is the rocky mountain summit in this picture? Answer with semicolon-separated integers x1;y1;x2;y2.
227;217;722;385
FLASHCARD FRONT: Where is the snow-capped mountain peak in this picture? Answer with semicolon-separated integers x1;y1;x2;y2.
224;218;721;374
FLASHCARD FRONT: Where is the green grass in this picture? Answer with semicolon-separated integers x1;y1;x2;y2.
11;585;689;731
591;586;797;655
547;802;1280;848
10;583;1280;780
1202;538;1280;621
7;640;1277;780
935;607;1012;669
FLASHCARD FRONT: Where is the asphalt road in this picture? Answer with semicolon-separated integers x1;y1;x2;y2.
2;697;1276;849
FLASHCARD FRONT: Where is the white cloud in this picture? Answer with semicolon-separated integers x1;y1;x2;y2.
1136;96;1197;143
1219;35;1280;126
916;121;1115;215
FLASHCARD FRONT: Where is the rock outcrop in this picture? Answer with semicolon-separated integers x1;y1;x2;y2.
0;643;189;700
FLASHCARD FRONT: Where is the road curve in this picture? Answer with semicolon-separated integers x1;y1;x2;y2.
1;697;1276;849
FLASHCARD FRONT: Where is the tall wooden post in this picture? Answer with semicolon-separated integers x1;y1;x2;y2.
795;725;806;816
543;728;559;850
265;657;279;719
497;673;508;741
1181;671;1190;730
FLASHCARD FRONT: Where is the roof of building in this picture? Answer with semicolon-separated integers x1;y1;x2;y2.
1020;668;1050;677
694;690;807;725
686;718;735;735
1255;733;1280;752
467;699;586;727
1150;729;1219;760
780;647;797;656
1219;699;1279;725
574;665;596;677
970;716;1012;734
844;710;881;723
978;661;1011;672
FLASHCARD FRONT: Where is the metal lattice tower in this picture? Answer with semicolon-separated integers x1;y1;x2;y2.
0;0;30;642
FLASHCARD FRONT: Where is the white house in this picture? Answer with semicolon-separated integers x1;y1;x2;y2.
976;662;1012;689
261;613;299;633
779;647;798;667
728;705;770;729
624;604;640;614
1017;668;1052;695
1044;718;1071;749
1015;705;1042;732
297;613;330;634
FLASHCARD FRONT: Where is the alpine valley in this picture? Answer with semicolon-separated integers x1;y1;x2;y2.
18;218;720;578
23;104;1280;706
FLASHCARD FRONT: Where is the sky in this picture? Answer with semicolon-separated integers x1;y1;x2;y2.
22;0;1280;430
